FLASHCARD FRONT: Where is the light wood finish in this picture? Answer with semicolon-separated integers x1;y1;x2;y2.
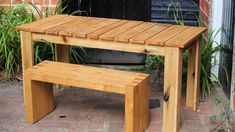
21;31;54;123
17;15;206;132
55;44;70;62
26;61;148;94
186;39;201;110
163;48;183;132
138;77;150;130
99;21;143;41
130;24;170;44
20;31;34;106
145;25;188;46
25;61;149;132
165;27;206;48
32;33;166;56
16;15;206;48
115;22;156;42
24;77;54;123
55;44;70;88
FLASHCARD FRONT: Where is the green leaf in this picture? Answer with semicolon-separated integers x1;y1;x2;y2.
210;115;217;123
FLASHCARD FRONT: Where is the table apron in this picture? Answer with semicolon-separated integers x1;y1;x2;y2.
32;33;168;56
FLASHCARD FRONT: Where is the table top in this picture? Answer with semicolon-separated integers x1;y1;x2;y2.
16;15;206;48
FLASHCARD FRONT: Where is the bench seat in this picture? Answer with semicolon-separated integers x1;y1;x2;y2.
24;61;149;132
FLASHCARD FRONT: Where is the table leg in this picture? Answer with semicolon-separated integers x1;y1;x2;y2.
20;31;34;106
55;44;70;88
21;31;54;123
163;47;183;132
55;44;70;63
186;39;201;111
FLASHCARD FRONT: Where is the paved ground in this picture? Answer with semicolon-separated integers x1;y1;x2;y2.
0;79;234;132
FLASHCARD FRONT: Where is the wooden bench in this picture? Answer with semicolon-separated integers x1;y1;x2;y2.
24;60;149;132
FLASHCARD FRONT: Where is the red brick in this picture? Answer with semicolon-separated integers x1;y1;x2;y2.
107;110;124;123
50;0;58;5
0;5;13;9
0;0;10;4
145;122;162;132
198;103;213;116
34;0;43;4
107;123;124;132
200;0;210;16
182;108;200;120
43;0;50;5
12;0;22;4
200;10;209;27
150;110;161;122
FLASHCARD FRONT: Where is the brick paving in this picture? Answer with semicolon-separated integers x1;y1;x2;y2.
0;80;234;132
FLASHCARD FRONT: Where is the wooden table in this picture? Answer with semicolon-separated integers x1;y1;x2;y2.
16;15;206;132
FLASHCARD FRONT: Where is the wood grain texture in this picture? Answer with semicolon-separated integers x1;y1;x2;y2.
26;61;148;94
24;76;54;123
32;33;166;56
115;22;156;43
163;47;183;132
130;24;170;44
55;44;70;88
20;31;34;106
45;16;91;35
165;27;206;48
186;39;200;111
99;21;143;41
125;86;141;132
16;15;67;31
145;25;188;46
25;60;149;132
16;15;206;48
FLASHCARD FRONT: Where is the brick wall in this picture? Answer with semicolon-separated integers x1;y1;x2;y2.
0;0;59;12
200;0;210;27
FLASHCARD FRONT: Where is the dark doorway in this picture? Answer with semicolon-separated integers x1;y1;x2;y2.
62;0;151;21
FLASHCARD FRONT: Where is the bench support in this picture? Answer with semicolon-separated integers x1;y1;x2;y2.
163;48;183;132
125;78;149;132
186;39;200;111
24;79;54;123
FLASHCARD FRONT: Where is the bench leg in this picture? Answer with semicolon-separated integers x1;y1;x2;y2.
138;77;150;130
163;47;183;132
186;39;200;111
125;87;141;132
25;76;54;123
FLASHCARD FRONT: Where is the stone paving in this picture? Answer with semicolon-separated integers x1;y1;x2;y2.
0;80;234;132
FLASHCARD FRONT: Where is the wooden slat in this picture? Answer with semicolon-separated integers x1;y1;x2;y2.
145;25;189;46
45;16;91;35
99;21;143;41
87;20;128;39
58;18;106;37
115;22;156;43
16;15;67;31
165;27;206;48
73;19;120;38
130;24;170;44
29;15;74;33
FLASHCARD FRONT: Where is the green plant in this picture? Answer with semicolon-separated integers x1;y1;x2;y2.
0;1;86;80
0;6;34;79
199;29;228;100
